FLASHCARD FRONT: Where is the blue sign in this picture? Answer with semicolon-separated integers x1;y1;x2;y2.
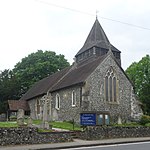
80;113;96;126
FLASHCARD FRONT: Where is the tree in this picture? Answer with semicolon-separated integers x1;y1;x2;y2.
126;55;150;114
0;70;20;113
0;50;70;113
13;50;70;97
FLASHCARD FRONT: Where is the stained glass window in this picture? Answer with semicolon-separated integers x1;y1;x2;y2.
105;67;118;102
109;76;112;101
113;77;117;101
105;76;108;101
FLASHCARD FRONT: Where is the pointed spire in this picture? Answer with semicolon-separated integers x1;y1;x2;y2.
75;18;121;66
76;18;110;56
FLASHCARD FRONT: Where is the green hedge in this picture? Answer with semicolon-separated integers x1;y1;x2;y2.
140;115;150;125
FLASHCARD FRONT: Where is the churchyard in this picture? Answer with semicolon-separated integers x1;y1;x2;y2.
1;115;150;146
0;119;81;131
1;114;150;129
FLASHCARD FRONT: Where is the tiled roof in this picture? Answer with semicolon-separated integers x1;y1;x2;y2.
51;55;106;92
20;55;106;101
8;100;30;111
20;67;71;100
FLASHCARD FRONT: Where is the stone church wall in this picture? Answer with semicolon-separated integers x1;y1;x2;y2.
51;86;82;123
27;54;141;124
49;54;142;124
28;96;43;120
85;54;137;123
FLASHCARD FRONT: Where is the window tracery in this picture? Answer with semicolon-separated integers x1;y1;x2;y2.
105;67;118;102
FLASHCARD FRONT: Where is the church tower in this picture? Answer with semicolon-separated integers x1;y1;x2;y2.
75;18;121;65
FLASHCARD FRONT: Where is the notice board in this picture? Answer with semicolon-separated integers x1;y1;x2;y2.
80;113;96;126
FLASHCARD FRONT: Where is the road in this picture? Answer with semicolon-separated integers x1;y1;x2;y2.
62;142;150;150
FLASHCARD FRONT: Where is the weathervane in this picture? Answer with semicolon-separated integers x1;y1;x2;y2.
96;10;99;19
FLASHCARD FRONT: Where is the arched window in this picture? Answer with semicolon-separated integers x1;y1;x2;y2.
37;99;40;114
113;77;117;102
109;76;112;101
55;94;60;110
105;76;108;101
105;67;118;102
72;91;76;107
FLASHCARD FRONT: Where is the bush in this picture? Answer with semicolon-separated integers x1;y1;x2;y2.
112;122;140;127
145;123;150;127
140;115;150;125
9;115;17;121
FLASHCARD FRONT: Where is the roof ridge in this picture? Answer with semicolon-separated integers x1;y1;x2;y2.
51;54;108;92
19;66;71;100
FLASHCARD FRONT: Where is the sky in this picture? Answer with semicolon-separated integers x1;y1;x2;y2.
0;0;150;71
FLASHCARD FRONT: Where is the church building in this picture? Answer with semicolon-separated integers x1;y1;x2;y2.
20;18;142;124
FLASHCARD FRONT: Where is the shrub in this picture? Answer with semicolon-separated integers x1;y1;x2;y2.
112;122;140;127
145;123;150;127
140;115;150;125
9;115;17;121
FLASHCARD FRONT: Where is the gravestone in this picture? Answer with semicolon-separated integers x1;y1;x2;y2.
17;109;24;119
118;116;122;124
27;117;33;127
40;121;50;129
17;109;25;126
17;118;24;126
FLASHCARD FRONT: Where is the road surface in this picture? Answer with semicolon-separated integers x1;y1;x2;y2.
62;141;150;150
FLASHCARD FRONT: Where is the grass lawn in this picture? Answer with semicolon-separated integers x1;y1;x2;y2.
1;120;149;131
0;120;81;130
32;120;81;130
32;119;42;125
0;121;18;128
50;121;81;131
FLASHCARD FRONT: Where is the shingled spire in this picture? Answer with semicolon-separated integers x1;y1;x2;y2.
75;18;121;65
76;18;110;56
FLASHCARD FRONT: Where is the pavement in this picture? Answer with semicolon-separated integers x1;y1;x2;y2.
1;137;150;150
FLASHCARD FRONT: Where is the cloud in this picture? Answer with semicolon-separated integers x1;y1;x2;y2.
0;0;149;70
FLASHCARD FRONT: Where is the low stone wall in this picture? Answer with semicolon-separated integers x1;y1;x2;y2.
1;126;150;145
79;126;150;140
0;127;72;146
